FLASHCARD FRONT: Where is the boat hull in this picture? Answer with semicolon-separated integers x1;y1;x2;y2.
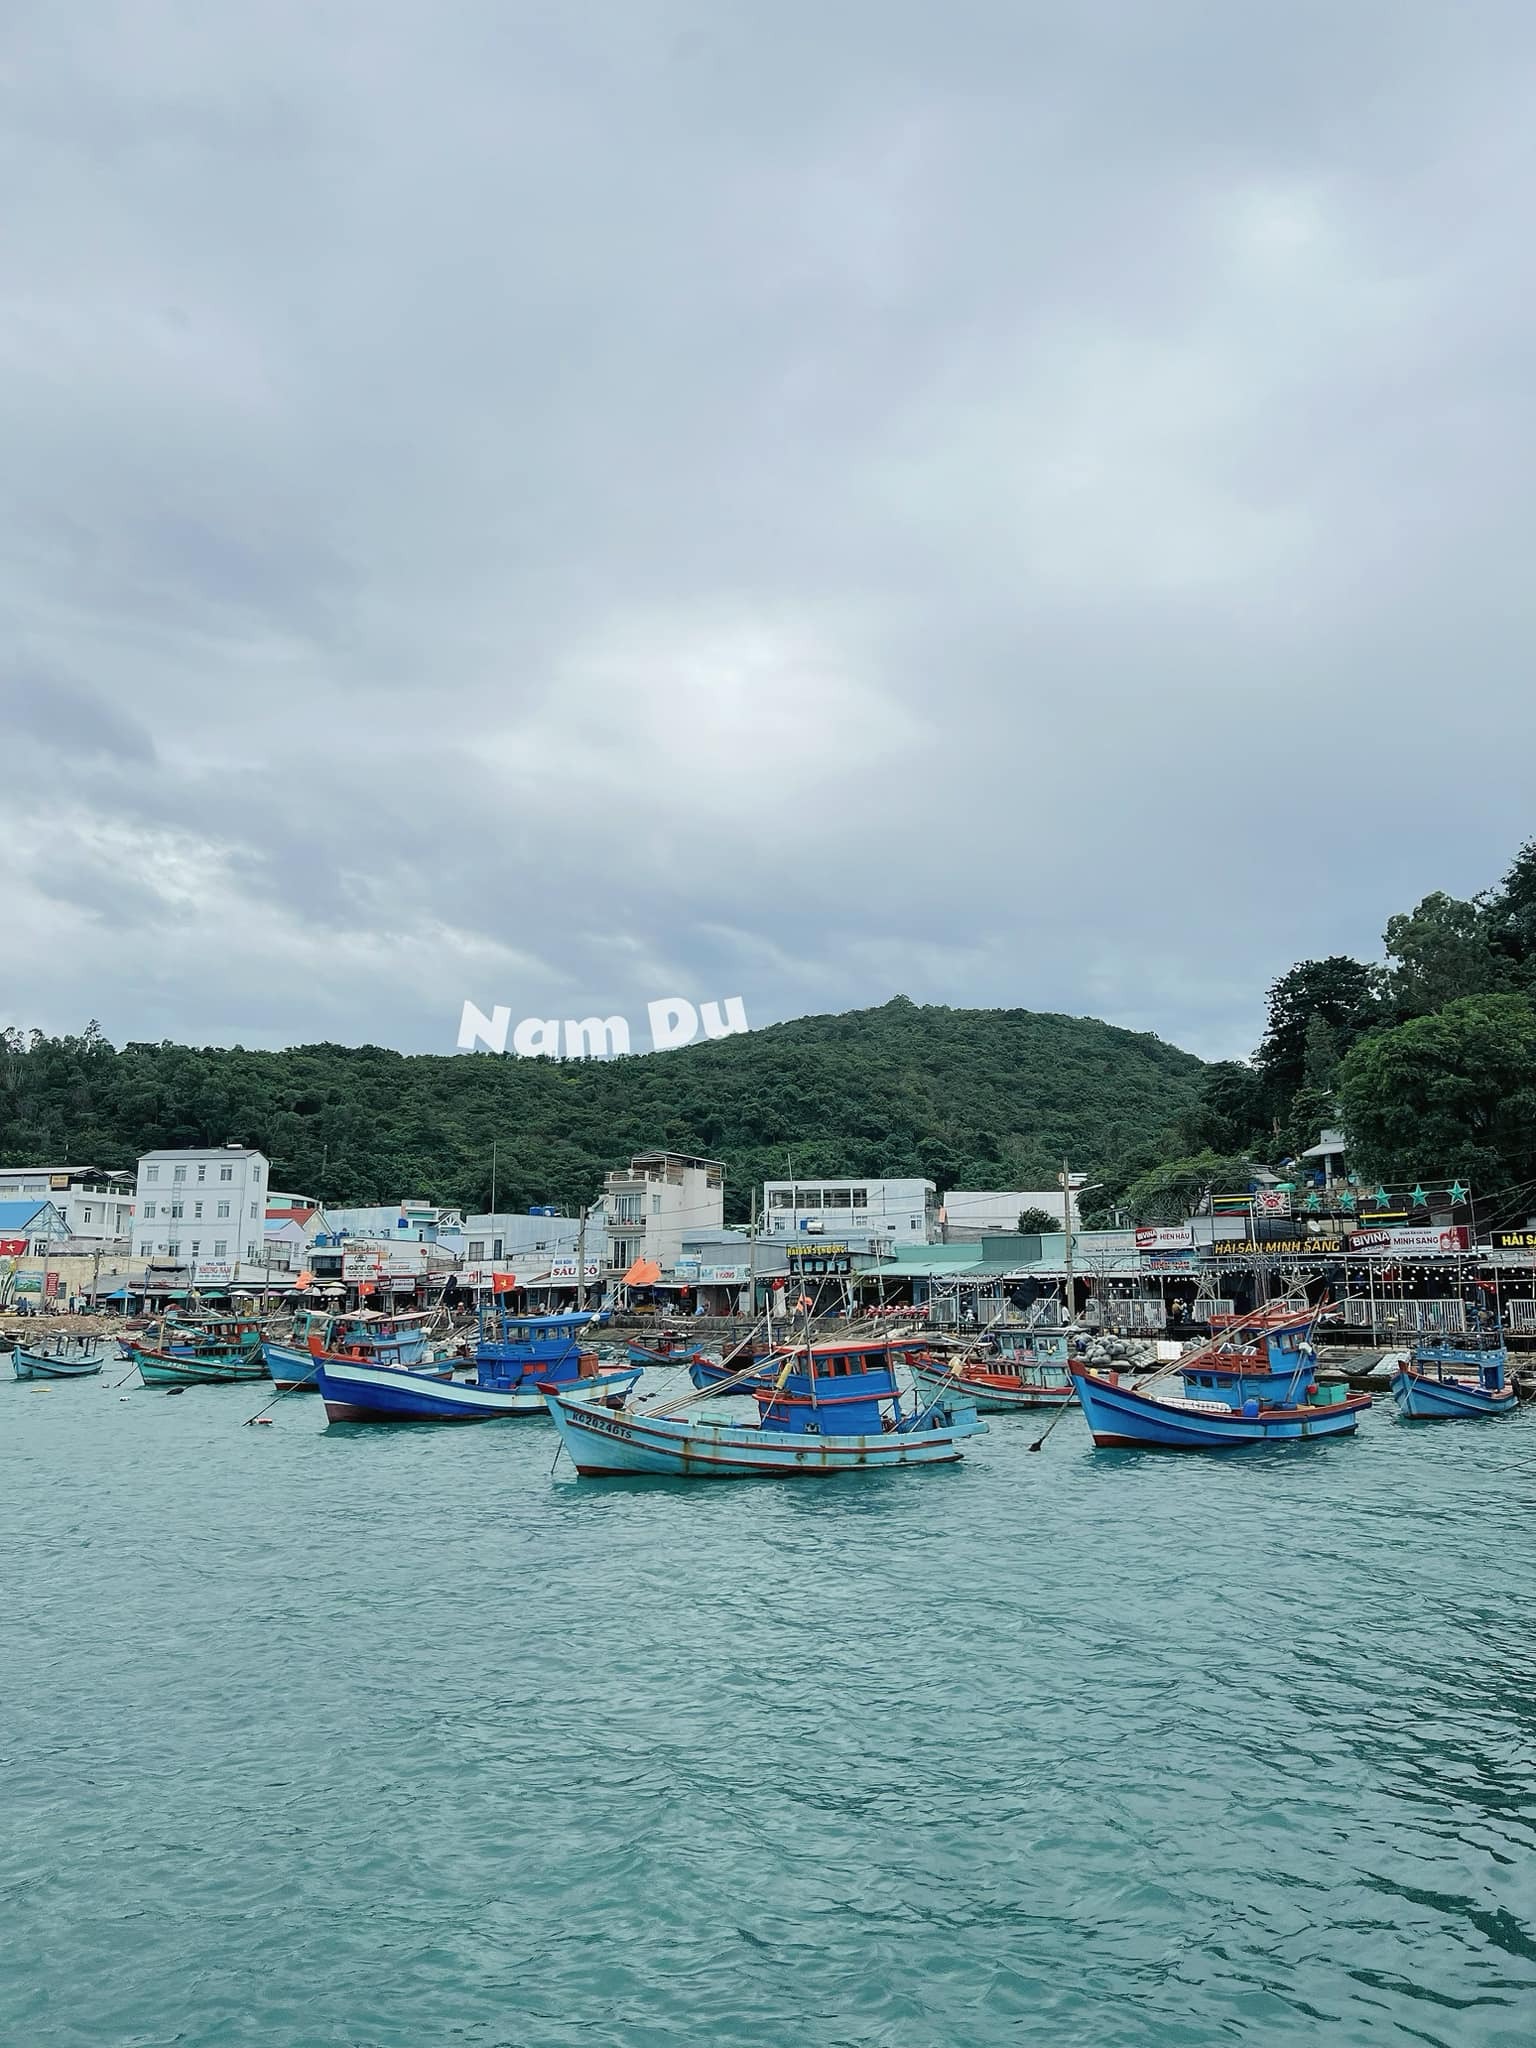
1071;1370;1370;1449
1390;1368;1519;1419
135;1350;267;1386
909;1359;1072;1412
316;1356;638;1424
262;1340;325;1391
12;1346;107;1380
545;1391;986;1477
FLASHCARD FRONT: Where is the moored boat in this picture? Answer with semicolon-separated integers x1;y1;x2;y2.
909;1347;1074;1413
1391;1327;1518;1419
317;1310;637;1423
12;1335;109;1380
627;1329;707;1369
546;1333;986;1478
263;1308;437;1390
134;1345;269;1386
1071;1304;1370;1449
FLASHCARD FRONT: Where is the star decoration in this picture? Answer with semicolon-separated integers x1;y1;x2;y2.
1410;1185;1428;1208
1305;1192;1321;1211
1448;1180;1468;1205
1375;1187;1390;1208
1339;1191;1356;1209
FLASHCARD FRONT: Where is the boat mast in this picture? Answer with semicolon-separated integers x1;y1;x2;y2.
1060;1158;1074;1327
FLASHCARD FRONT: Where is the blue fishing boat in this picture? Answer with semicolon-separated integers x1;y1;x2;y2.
545;1333;986;1477
316;1310;637;1423
263;1309;436;1390
1391;1320;1518;1419
1071;1305;1370;1449
12;1335;109;1380
687;1347;772;1393
133;1313;267;1386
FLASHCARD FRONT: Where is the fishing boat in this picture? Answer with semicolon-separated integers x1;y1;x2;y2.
545;1333;987;1478
1071;1305;1370;1449
12;1335;109;1380
262;1309;436;1391
627;1329;707;1368
132;1313;267;1387
909;1344;1073;1413
687;1347;772;1393
315;1310;637;1423
1391;1320;1519;1419
134;1345;269;1386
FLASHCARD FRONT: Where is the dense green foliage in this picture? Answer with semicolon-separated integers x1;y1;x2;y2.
1076;837;1536;1225
0;1000;1204;1222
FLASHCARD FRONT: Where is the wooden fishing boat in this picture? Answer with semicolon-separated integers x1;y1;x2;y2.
909;1348;1073;1413
134;1345;269;1386
12;1336;109;1380
317;1311;636;1423
546;1333;986;1478
1071;1305;1370;1449
687;1349;772;1393
1391;1333;1519;1419
263;1309;435;1390
627;1329;707;1368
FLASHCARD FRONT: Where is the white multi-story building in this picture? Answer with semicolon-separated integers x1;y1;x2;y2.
0;1166;135;1241
603;1152;724;1275
133;1143;270;1275
940;1188;1080;1237
761;1177;937;1245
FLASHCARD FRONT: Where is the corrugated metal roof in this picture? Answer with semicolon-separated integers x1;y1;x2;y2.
0;1200;53;1228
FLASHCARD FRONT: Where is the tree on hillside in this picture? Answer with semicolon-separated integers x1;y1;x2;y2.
1379;891;1500;1019
1254;957;1378;1107
1486;839;1536;985
1121;1151;1260;1225
1336;992;1536;1188
1171;1060;1269;1155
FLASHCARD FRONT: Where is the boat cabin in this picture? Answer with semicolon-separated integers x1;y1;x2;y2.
756;1337;924;1436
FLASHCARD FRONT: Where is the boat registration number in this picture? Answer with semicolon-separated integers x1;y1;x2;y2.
577;1411;634;1441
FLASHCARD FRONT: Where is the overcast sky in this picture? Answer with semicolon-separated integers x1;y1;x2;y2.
4;2;1534;1062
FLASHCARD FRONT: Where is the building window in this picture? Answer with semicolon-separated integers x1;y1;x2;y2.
252;1163;262;1182
849;1189;867;1209
250;1202;258;1219
166;1241;180;1256
825;1190;852;1209
193;1201;203;1220
137;1238;153;1257
190;1240;201;1256
220;1165;233;1183
82;1205;94;1225
468;1240;485;1260
651;1194;662;1214
214;1240;228;1257
493;1238;504;1258
144;1202;157;1221
247;1242;257;1261
799;1190;823;1209
612;1240;631;1267
169;1202;183;1220
197;1164;206;1182
146;1165;159;1184
173;1165;186;1184
768;1190;792;1209
217;1200;230;1219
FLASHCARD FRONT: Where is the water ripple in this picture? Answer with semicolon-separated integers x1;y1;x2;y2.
1;1381;1533;2044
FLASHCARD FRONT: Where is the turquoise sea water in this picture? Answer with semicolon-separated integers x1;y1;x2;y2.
3;1376;1534;2048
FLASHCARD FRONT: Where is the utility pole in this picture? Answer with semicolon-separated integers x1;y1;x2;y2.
1060;1158;1074;1326
575;1203;587;1314
490;1139;498;1222
748;1184;758;1319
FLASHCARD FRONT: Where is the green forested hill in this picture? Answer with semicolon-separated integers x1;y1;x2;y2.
0;998;1205;1219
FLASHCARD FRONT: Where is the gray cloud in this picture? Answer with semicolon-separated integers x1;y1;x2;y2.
3;0;1535;1060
